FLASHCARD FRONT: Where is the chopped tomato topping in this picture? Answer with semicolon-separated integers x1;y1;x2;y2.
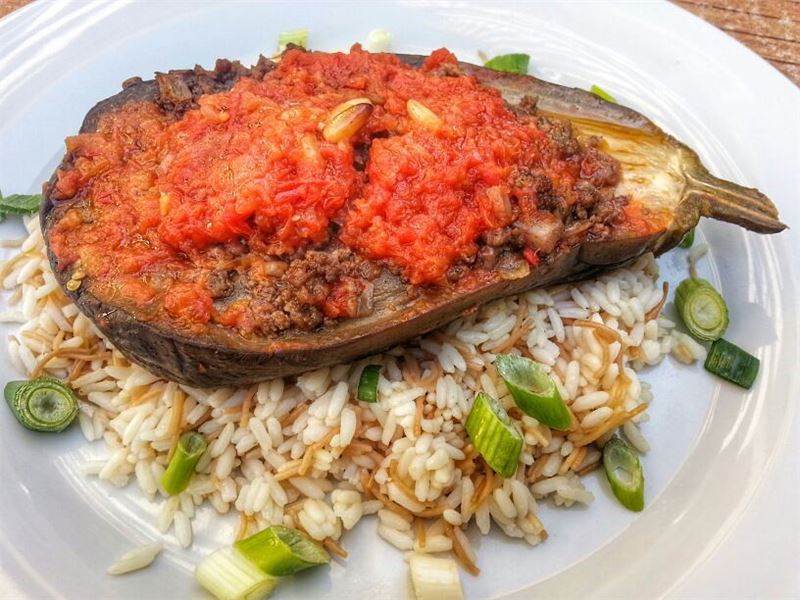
523;248;540;266
48;46;630;330
163;284;213;324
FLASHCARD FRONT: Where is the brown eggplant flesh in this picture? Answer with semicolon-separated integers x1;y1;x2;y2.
40;53;786;387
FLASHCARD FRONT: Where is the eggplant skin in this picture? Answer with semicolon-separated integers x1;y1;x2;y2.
41;54;785;387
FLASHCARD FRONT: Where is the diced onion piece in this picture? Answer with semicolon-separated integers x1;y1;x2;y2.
495;354;571;430
678;228;695;248
4;378;78;433
483;53;530;75
277;28;308;52
161;432;207;495
590;84;617;103
704;338;760;389
464;392;523;478
675;278;729;342
409;554;464;600
357;365;381;403
364;28;392;53
195;546;278;600
234;525;329;576
602;437;644;512
406;99;443;131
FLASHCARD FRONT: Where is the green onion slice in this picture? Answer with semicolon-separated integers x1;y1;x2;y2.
235;525;330;577
277;28;309;52
674;278;729;342
161;432;207;495
4;378;78;432
590;84;617;103
0;191;42;216
602;437;644;512
705;338;760;389
409;554;463;600
495;354;571;430
465;392;523;478
483;53;530;75
195;546;278;600
678;228;695;248
357;364;381;403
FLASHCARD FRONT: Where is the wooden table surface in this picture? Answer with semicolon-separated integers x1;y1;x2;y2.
1;0;798;85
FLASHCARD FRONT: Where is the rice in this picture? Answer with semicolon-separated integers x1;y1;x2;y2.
107;543;163;575
1;217;707;576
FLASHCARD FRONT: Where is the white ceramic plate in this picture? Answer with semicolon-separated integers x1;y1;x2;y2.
0;1;798;598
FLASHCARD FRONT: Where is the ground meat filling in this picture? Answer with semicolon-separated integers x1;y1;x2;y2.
48;46;626;339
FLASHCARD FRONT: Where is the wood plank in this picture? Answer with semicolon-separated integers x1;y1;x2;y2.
771;60;800;82
675;0;800;85
675;1;800;41
731;30;800;63
0;0;29;18
676;0;800;21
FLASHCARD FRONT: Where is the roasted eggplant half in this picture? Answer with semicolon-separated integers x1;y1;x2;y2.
41;48;784;386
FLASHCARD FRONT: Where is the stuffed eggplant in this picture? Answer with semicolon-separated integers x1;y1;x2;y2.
41;47;785;386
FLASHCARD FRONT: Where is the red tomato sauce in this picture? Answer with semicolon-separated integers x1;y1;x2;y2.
49;46;634;331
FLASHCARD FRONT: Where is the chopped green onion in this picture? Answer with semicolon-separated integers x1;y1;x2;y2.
483;53;530;75
495;354;571;430
675;278;729;342
4;378;78;432
704;338;760;389
234;526;329;576
196;525;328;600
590;84;616;103
195;546;278;600
464;392;522;478
409;554;463;600
161;432;207;495
357;364;381;403
602;437;644;511
678;228;695;248
0;191;42;216
277;28;309;52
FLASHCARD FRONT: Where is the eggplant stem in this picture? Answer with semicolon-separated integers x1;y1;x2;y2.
685;165;786;234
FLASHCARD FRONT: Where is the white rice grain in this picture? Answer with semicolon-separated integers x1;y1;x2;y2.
174;511;192;548
288;477;325;500
571;391;610;412
107;543;162;575
580;406;613;429
377;524;413;550
623;421;650;453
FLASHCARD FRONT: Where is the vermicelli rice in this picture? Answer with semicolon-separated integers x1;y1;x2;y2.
1;216;706;575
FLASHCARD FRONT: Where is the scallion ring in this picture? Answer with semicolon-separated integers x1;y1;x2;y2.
195;546;278;600
277;28;309;52
495;354;571;430
234;525;330;576
357;364;381;403
4;377;78;432
602;437;644;512
704;338;760;389
161;432;207;495
464;392;523;478
674;277;729;342
195;525;329;600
